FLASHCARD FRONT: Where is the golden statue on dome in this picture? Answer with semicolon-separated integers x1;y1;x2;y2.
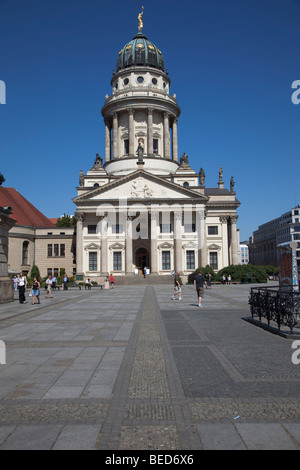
138;6;144;32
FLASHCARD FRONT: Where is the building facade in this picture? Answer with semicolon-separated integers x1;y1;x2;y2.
73;18;241;280
249;205;300;268
0;187;76;279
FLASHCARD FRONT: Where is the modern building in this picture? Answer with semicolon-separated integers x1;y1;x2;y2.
249;205;300;268
0;187;76;279
72;14;241;280
239;242;249;265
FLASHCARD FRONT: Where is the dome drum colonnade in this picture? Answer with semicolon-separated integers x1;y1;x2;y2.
101;31;181;170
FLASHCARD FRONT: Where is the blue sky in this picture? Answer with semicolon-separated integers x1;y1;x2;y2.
0;0;299;241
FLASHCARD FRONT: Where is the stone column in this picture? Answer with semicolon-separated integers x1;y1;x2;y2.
112;112;118;159
150;210;159;274
220;216;229;268
75;212;85;275
147;108;154;156
128;108;135;156
0;207;16;303
172;117;178;162
229;215;239;265
197;209;207;267
163;112;170;159
100;215;108;275
125;215;134;274
174;210;182;272
105;119;111;163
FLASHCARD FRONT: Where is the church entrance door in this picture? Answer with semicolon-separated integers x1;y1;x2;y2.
135;248;149;275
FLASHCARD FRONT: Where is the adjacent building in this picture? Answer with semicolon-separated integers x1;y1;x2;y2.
0;187;76;279
249;205;300;268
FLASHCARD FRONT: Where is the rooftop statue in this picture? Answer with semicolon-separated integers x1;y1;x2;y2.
138;6;144;32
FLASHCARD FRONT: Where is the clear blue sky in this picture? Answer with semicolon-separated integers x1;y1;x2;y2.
0;0;299;241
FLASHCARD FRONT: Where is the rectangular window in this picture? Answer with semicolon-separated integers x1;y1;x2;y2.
184;223;196;233
112;224;123;234
54;268;59;277
153;139;158;154
209;252;218;270
47;268;52;277
60;244;65;257
186;250;195;270
54;244;59;257
113;252;122;271
89;252;97;271
124;139;129;155
48;244;52;257
88;225;97;234
162;251;171;270
160;224;171;233
208;226;218;235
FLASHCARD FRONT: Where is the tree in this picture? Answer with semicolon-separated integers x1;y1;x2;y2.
0;173;5;186
56;214;76;227
29;264;41;282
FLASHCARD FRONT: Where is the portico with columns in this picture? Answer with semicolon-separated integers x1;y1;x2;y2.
73;16;240;280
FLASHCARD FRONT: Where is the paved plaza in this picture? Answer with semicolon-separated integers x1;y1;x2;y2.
0;281;299;450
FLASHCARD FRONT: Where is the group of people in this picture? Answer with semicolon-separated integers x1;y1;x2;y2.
13;272;70;305
172;270;208;308
222;274;232;284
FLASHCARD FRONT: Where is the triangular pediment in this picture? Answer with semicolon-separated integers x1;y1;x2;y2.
73;170;208;204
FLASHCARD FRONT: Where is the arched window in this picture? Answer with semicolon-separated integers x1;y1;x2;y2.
183;181;189;187
22;241;29;265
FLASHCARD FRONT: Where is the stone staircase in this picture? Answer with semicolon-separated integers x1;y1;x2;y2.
113;274;173;286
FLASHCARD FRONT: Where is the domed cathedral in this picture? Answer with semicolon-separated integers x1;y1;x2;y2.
73;8;240;280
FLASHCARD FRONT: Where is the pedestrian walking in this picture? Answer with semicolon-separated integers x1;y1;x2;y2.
13;276;18;291
172;271;183;301
110;273;115;288
31;277;41;305
17;272;27;304
51;275;57;290
206;272;212;289
194;270;206;307
45;275;53;298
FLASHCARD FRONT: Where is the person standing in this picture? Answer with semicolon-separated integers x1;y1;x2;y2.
31;277;41;305
17;272;27;304
110;273;115;288
194;271;206;308
51;275;57;290
45;275;53;298
13;276;18;291
63;274;68;290
172;271;183;301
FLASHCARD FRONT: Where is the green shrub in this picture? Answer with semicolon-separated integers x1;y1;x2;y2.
216;264;268;283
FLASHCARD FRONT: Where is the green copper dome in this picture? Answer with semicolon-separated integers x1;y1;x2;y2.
116;33;165;72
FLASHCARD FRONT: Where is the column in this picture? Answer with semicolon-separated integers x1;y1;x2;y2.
197;209;207;267
75;212;85;275
163;112;170;158
220;216;229;268
230;215;239;265
105;119;111;163
112;112;118;159
100;216;108;275
174;210;182;272
172;117;178;162
125;215;134;274
150;210;159;273
128;108;135;156
147;108;154;156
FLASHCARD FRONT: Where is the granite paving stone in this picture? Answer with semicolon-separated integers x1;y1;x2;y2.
0;283;299;450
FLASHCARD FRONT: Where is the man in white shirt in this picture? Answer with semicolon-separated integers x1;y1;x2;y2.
18;272;27;304
45;275;53;298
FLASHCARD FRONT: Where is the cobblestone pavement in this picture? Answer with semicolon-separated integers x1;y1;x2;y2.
0;282;299;450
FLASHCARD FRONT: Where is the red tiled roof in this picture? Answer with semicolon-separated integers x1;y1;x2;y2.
0;187;56;228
